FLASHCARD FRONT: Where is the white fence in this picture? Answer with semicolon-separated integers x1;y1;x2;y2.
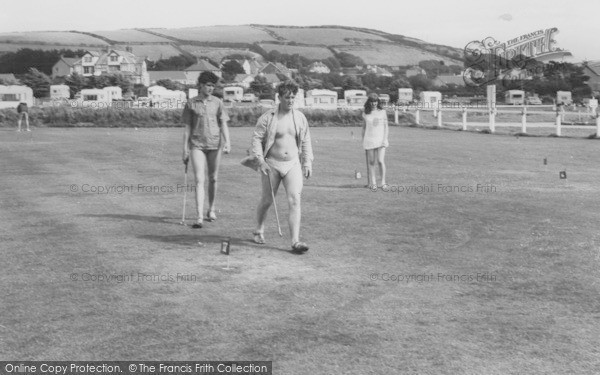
393;105;600;138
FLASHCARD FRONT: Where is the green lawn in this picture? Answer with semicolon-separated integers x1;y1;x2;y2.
1;126;599;374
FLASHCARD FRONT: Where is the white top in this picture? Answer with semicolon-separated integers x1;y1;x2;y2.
362;109;389;150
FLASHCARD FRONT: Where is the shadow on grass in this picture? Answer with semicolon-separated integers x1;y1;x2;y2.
81;213;179;225
139;234;293;254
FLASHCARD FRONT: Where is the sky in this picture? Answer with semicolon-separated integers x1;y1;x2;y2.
0;0;598;61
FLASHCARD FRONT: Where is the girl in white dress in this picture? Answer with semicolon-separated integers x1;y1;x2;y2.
362;93;389;188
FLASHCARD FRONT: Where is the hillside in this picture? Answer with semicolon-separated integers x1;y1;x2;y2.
0;25;464;66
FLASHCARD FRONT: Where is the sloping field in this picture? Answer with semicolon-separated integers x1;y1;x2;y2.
179;45;263;61
146;26;277;43
113;44;182;60
264;26;389;45
0;43;101;53
0;31;108;45
92;29;173;43
335;43;463;66
259;43;334;59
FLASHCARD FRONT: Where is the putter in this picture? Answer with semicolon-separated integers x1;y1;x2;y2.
180;160;188;225
267;169;283;237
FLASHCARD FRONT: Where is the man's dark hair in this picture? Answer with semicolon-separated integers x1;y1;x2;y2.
277;80;299;98
197;71;219;86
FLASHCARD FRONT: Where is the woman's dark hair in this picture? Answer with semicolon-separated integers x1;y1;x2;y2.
364;93;382;114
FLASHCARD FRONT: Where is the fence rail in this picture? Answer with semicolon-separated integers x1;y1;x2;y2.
393;105;600;138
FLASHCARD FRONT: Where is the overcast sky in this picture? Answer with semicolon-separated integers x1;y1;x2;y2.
0;0;597;61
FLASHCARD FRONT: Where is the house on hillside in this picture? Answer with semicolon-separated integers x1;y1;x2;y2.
72;49;149;86
308;62;331;74
52;56;80;78
248;60;265;75
184;59;222;84
261;73;281;88
233;74;255;89
365;65;392;77
148;71;190;85
582;61;600;94
406;66;427;77
259;62;292;79
432;74;466;87
340;67;362;77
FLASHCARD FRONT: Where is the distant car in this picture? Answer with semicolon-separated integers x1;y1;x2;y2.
526;96;542;105
242;93;257;103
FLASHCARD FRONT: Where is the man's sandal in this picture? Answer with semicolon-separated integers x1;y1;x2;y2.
253;231;265;244
291;242;309;253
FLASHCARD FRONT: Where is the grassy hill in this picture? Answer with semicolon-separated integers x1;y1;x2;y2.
0;25;463;66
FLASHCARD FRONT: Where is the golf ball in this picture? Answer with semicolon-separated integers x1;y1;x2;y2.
197;241;205;246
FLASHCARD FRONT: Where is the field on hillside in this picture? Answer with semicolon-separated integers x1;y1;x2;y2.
92;29;173;43
179;45;263;61
0;31;108;45
1;126;599;373
147;26;277;43
334;44;463;65
113;44;182;60
264;26;389;45
259;43;334;59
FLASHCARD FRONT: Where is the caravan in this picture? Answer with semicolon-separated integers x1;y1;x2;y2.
505;90;525;105
50;84;70;100
223;86;243;102
344;90;368;108
0;85;34;109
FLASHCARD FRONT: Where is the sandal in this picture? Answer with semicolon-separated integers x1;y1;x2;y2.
253;231;265;244
291;242;309;253
206;210;217;222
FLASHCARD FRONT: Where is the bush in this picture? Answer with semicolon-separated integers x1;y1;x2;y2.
0;106;414;128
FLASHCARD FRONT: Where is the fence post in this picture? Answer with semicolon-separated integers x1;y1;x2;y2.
489;107;496;133
394;105;399;124
462;107;467;131
596;112;600;138
415;109;420;125
555;110;562;137
437;108;443;127
521;107;527;134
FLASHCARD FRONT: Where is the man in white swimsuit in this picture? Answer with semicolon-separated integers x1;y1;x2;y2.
242;81;314;253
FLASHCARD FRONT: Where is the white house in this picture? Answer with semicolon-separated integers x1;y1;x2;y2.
344;90;368;107
184;60;222;84
73;49;149;86
50;84;70;100
419;91;442;109
233;74;255;89
0;85;34;109
306;89;337;109
308;62;331;74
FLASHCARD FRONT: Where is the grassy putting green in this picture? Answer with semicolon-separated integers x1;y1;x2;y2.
1;126;599;373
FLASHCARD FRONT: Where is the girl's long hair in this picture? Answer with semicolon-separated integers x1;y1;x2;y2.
364;93;382;114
